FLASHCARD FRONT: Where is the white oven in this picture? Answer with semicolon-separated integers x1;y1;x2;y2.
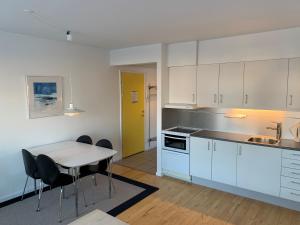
162;133;190;154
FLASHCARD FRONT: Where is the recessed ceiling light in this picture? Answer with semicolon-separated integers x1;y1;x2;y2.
23;9;35;14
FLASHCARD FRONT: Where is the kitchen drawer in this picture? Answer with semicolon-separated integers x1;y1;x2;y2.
282;150;300;160
282;158;300;170
162;150;190;178
280;187;300;202
282;167;300;180
281;176;300;191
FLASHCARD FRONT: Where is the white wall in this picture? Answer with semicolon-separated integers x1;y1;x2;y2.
198;27;300;64
0;31;120;202
110;44;161;65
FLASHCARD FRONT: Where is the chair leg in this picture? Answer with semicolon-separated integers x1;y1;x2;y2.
34;179;37;194
78;178;87;207
21;176;29;201
92;175;97;186
36;180;43;212
59;187;63;223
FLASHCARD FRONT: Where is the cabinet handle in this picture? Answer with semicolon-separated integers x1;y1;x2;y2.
244;94;248;104
289;95;293;106
290;192;300;197
292;154;300;157
192;93;196;103
238;146;242;156
213;94;217;104
220;94;223;104
208;141;210;151
291;172;300;176
213;142;216;151
291;163;300;166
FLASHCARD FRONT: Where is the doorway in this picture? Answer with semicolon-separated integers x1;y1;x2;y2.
121;72;145;158
117;65;157;175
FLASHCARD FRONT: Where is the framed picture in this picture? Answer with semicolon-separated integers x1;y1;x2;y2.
26;76;63;119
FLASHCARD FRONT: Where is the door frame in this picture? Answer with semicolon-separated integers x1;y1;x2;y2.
119;70;147;159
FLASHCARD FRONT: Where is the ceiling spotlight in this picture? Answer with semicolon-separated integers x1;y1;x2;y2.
66;30;72;41
23;9;34;14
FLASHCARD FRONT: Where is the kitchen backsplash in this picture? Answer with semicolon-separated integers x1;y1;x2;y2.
162;108;300;140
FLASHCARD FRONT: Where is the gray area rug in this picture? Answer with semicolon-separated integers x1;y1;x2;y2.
0;173;146;225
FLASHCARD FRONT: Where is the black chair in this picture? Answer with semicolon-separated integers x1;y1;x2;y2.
76;135;93;145
21;149;41;200
80;139;113;185
36;154;75;222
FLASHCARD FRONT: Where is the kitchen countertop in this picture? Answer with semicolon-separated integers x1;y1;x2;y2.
191;130;300;151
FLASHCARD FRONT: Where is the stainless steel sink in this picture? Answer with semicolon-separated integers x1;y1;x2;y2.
247;136;279;145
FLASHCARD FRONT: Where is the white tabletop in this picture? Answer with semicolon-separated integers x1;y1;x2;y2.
68;209;129;225
27;141;117;168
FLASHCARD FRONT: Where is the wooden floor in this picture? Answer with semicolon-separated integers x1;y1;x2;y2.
112;164;300;225
116;148;157;175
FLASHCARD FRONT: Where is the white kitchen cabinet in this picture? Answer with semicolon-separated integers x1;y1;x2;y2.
219;62;244;108
197;64;219;107
190;137;213;180
167;41;197;67
162;150;190;180
211;140;237;186
244;59;288;110
169;66;197;104
287;58;300;110
237;144;281;196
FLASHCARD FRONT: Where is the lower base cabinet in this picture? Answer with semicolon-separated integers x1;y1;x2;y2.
162;150;190;180
212;140;237;186
236;144;281;196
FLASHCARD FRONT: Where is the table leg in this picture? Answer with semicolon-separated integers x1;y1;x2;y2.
108;159;112;198
73;167;79;217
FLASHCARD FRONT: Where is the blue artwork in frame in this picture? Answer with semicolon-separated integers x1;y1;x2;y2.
26;76;63;119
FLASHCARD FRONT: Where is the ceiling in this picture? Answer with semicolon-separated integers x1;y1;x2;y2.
1;0;300;49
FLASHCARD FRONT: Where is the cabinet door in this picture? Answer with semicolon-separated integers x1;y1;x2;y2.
197;64;219;107
168;41;197;67
190;137;212;180
212;140;237;186
219;62;244;108
244;59;288;110
288;58;300;110
169;66;197;104
162;150;190;178
237;144;281;196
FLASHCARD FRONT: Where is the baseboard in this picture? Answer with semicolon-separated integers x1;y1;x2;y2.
192;176;300;211
162;170;191;182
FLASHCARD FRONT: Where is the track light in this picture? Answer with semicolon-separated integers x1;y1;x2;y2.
66;30;72;41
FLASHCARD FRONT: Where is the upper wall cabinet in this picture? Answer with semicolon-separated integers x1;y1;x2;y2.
288;58;300;110
169;66;197;104
244;59;288;110
167;41;197;67
219;62;244;108
197;64;219;107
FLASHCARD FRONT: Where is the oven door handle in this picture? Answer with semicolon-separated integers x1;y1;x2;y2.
164;135;187;140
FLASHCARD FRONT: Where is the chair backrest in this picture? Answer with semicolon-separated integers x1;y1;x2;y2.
96;139;113;171
22;149;39;178
76;135;93;145
95;139;113;149
36;155;60;186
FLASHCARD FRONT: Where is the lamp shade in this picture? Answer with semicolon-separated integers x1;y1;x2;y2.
64;103;84;116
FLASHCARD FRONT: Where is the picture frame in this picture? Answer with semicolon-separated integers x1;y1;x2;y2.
26;76;63;119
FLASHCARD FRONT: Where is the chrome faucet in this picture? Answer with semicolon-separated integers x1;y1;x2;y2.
266;122;282;140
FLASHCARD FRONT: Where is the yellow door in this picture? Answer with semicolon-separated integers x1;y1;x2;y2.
121;72;145;158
